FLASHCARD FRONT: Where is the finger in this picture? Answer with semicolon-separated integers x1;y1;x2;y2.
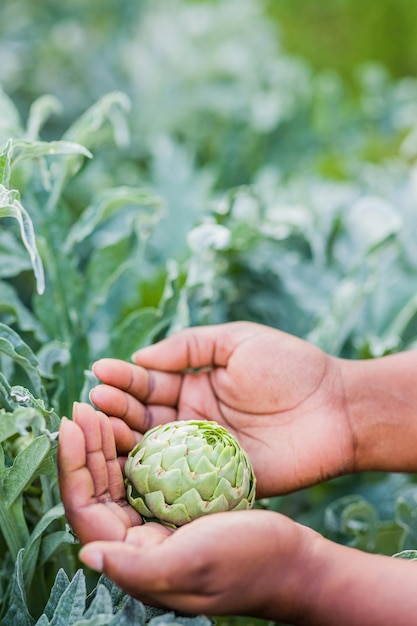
58;416;93;513
110;416;140;455
90;385;178;433
78;539;187;603
131;322;261;372
92;359;182;405
72;402;120;500
58;417;127;542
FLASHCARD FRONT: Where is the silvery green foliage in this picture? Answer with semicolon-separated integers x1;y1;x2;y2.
0;562;213;626
125;421;256;527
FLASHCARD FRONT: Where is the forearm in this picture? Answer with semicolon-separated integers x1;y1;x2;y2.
338;350;417;473
297;536;417;626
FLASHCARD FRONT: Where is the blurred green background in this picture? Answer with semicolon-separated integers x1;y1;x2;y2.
267;0;417;80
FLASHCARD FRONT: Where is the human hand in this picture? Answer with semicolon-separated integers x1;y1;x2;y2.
77;505;317;621
57;402;142;544
57;399;317;621
90;321;355;497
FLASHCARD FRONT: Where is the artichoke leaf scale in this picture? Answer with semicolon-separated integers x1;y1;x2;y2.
160;443;188;470
126;486;153;518
212;475;246;507
193;454;217;475
182;469;219;501
177;488;230;518
145;490;192;526
148;467;183;501
187;444;215;471
216;445;235;467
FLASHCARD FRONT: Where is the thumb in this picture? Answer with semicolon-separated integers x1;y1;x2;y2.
79;541;167;595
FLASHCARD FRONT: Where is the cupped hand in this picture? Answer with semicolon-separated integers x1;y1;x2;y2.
78;507;317;621
90;321;355;497
58;402;143;544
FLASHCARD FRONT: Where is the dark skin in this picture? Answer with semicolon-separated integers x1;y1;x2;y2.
58;321;417;625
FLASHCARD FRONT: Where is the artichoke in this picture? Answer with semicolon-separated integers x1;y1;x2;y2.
124;420;256;527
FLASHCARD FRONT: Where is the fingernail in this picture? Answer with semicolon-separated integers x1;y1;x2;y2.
79;546;104;572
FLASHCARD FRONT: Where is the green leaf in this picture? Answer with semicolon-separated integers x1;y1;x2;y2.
42;570;70;622
0;281;48;342
0;378;60;433
65;186;161;250
48;569;86;626
39;530;77;567
324;494;379;551
0;323;45;399
392;549;417;560
36;342;71;380
25;95;63;141
0;185;45;295
0;550;34;626
11;140;93;168
0;87;22;145
2;434;52;506
0;496;29;560
109;308;166;360
395;487;417;550
0;231;32;278
0;140;12;188
62;92;131;149
0;410;21;443
109;596;147;626
83;585;113;620
22;505;68;594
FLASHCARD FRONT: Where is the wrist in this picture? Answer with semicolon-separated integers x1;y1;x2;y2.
338;352;417;473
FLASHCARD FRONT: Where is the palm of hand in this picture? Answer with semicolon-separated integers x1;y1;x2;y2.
90;322;352;497
58;403;143;544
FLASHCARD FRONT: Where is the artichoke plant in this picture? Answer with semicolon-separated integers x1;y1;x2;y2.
124;420;256;527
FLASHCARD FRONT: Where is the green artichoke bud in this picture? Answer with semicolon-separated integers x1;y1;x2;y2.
124;420;256;527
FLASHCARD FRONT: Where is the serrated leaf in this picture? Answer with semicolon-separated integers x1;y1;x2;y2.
83;585;113;620
91;576;126;612
43;570;71;622
109;596;146;626
48;569;86;626
0;185;45;295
